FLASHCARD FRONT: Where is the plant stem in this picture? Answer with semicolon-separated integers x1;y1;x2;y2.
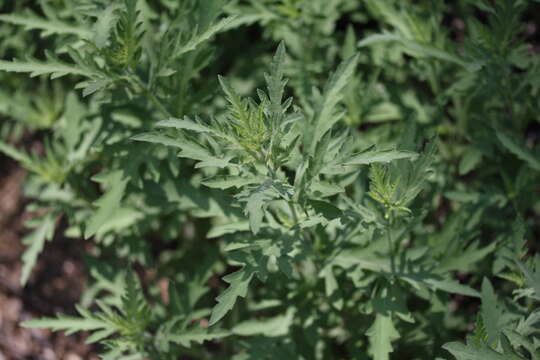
143;86;172;118
288;200;299;226
127;71;172;118
428;62;440;95
386;214;396;277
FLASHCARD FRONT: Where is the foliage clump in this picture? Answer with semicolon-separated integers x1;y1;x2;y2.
0;0;538;359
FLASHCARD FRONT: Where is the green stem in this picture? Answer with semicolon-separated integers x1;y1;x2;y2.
386;214;396;277
288;200;299;226
288;200;321;276
428;62;440;95
144;87;171;118
127;71;172;118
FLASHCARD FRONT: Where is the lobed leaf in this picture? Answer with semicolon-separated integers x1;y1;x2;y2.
0;13;92;38
202;176;259;190
344;147;418;166
168;329;231;347
20;215;56;285
85;171;128;239
22;306;107;334
496;129;540;171
0;55;95;79
443;342;507;360
176;16;236;57
481;278;502;346
209;268;255;326
156;117;214;134
305;54;359;155
367;313;400;360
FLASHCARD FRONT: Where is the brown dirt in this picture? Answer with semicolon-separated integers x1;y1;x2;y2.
0;156;99;360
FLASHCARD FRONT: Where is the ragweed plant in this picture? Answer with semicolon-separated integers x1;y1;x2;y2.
0;0;538;359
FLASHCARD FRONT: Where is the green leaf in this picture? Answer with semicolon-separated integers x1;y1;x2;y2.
516;257;540;299
0;140;68;183
372;285;413;323
92;4;121;48
396;138;438;206
218;75;251;129
424;278;480;298
397;270;480;297
0;140;32;165
499;333;526;360
156;117;214;133
202;176;258;190
459;148;483;175
132;132;230;168
308;200;343;221
23;271;150;347
62;92;85;153
342;25;358;59
367;313;400;360
207;221;250;238
232;308;294;337
0;12;92;38
196;0;225;29
131;132;185;148
367;163;397;207
167;329;230;348
344;146;418;166
443;342;507;360
85;171;128;239
496;129;540;171
78;78;113;97
246;190;267;235
20;215;55;285
106;0;144;70
209;268;255;326
469;314;488;348
311;180;344;197
321;266;343;310
242;181;274;235
22;311;107;334
359;32;473;69
438;242;497;273
0;52;96;79
505;329;538;357
186;149;231;169
264;41;288;124
176;16;235;57
305;54;359;154
481;278;502;346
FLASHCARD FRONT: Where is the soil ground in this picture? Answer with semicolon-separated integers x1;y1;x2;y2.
0;155;98;360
